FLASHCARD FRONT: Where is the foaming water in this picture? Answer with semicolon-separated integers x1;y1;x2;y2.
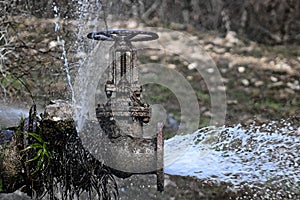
165;119;300;192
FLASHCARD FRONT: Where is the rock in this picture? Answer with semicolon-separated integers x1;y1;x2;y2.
1;140;24;194
167;114;178;129
48;40;60;49
203;111;212;117
213;47;226;54
187;62;198;70
169;22;186;30
150;55;159;61
186;75;193;80
217;85;226;91
228;62;235;69
43;100;74;121
270;81;284;88
212;37;225;46
204;44;213;50
127;20;138;29
0;100;120;199
241;79;250;86
274;61;293;74
260;57;268;62
0;191;31;200
270;76;278;82
0;130;13;145
287;81;300;90
225;31;241;47
238;66;246;73
167;64;176;69
41;100;77;147
254;81;264;87
227;100;238;105
206;68;214;73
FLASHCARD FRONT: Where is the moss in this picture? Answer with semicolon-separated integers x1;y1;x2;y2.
254;99;281;111
199;117;210;128
137;54;150;63
264;100;281;110
196;90;210;103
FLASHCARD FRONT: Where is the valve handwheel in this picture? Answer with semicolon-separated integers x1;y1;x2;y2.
89;29;164;192
87;30;159;42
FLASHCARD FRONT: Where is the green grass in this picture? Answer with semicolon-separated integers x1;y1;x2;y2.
0;73;23;89
261;44;300;59
195;90;210;102
264;100;281;110
137;54;150;63
199;116;210;128
21;132;50;175
143;84;175;102
254;100;281;111
229;90;250;103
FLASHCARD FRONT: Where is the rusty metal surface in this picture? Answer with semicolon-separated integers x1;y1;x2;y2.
88;30;164;191
156;122;164;192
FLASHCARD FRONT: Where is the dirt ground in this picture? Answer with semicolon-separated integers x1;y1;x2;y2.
1;16;299;125
0;16;299;199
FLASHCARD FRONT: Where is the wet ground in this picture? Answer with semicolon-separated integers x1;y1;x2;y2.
0;16;299;199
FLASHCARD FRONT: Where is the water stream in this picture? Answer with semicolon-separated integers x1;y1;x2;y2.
53;1;300;198
72;0;105;131
52;1;75;105
165;120;300;189
1;1;299;199
1;106;299;198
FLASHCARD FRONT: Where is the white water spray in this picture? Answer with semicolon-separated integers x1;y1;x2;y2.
74;0;104;131
165;119;300;196
52;1;76;107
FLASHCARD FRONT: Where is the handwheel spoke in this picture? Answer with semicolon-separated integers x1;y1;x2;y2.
124;33;138;41
87;30;158;42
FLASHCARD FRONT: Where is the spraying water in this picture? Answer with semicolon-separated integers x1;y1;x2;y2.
73;0;105;131
165;119;300;198
49;1;300;199
52;0;105;131
52;1;76;105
